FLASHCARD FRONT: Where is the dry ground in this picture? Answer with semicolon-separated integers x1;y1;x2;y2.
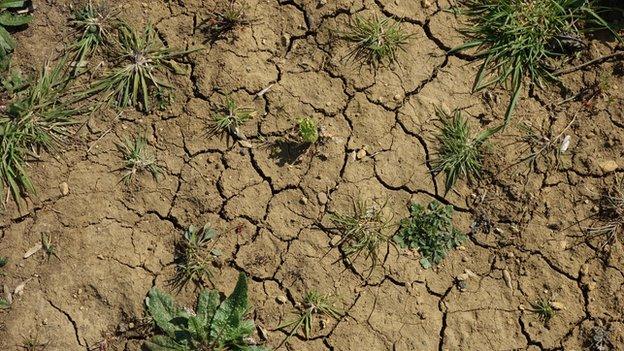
1;0;624;350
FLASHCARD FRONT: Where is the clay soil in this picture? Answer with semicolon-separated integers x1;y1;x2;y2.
1;0;624;350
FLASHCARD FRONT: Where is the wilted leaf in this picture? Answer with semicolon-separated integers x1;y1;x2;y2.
23;242;42;258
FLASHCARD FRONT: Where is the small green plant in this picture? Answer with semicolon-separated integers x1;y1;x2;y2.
297;117;319;144
452;0;617;125
84;22;198;112
207;97;255;140
116;135;162;185
394;201;465;269
19;334;48;351
531;298;556;324
431;108;500;192
68;1;116;75
169;225;217;291
0;298;9;309
0;1;32;68
330;199;394;274
41;233;59;261
201;0;255;42
0;59;88;207
341;15;413;67
588;176;624;251
145;272;267;351
0;256;7;268
277;290;342;348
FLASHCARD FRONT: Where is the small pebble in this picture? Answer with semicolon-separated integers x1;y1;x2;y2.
276;295;287;304
60;182;69;196
300;196;308;205
356;149;367;160
599;160;619;173
551;301;565;310
318;192;328;205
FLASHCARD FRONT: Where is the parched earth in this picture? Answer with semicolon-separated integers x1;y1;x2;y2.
1;0;624;350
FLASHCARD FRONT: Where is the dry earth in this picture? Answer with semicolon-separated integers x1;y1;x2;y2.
1;0;624;350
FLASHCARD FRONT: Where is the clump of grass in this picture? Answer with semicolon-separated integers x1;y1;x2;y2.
207;97;255;140
341;15;413;67
452;0;616;125
84;22;198;112
116;135;162;185
587;176;624;251
41;233;59;261
169;224;218;291
68;1;116;75
330;199;394;274
200;0;255;42
431;108;500;192
0;59;88;207
0;1;33;69
277;290;342;348
298;117;319;144
394;201;465;269
531;298;556;324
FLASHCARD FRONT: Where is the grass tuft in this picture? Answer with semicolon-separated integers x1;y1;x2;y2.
330;199;394;274
169;224;217;291
200;0;255;42
116;135;162;185
431;108;500;192
277;290;342;347
531;298;556;324
587;176;624;251
206;97;255;141
341;15;413;67
394;201;465;269
452;0;617;125
84;22;198;112
68;1;116;75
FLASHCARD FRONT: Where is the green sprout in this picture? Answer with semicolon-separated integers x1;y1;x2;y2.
298;117;319;144
207;97;255;140
342;15;413;67
531;298;556;324
169;225;218;291
431;108;500;192
116;135;162;185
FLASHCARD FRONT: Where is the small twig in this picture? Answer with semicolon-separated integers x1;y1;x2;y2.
554;51;624;76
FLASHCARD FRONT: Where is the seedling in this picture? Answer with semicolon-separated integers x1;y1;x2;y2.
531;298;556;324
145;273;267;350
116;135;162;185
69;1;116;75
588;176;624;251
330;199;394;274
431;108;500;192
206;97;255;141
277;290;342;347
452;0;616;125
0;256;6;268
0;298;8;309
394;201;465;269
169;225;217;291
200;0;255;42
84;22;198;112
342;15;413;67
298;117;319;144
19;334;48;351
41;233;59;261
0;1;32;67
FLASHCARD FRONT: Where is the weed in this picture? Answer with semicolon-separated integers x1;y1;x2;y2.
69;1;116;75
586;322;613;351
431;108;500;192
394;201;465;269
277;290;342;347
298;117;319;144
330;199;394;274
452;0;616;125
0;298;8;309
341;15;413;67
116;135;162;185
84;22;198;112
41;233;59;261
0;1;33;67
0;59;87;206
587;176;624;250
19;334;48;351
0;256;6;268
200;0;255;42
516;118;573;172
531;298;556;324
207;97;255;141
145;272;267;350
169;225;217;291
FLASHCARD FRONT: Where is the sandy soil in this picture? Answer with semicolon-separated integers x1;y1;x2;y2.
1;0;624;350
